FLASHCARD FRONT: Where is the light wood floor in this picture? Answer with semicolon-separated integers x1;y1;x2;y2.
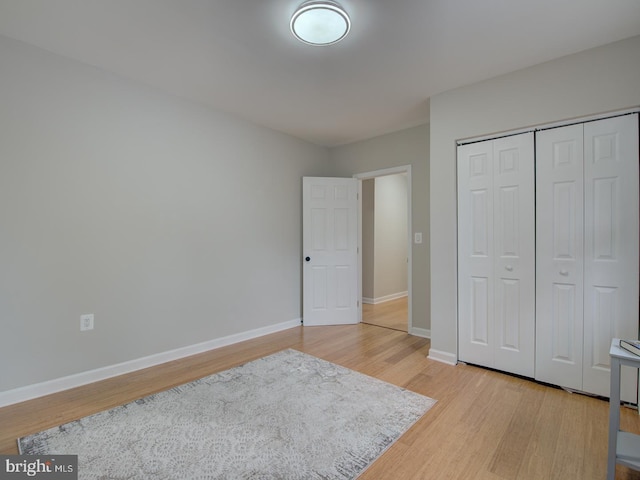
362;296;408;332
2;324;639;479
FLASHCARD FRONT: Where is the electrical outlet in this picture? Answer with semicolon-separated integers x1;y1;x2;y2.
80;314;94;331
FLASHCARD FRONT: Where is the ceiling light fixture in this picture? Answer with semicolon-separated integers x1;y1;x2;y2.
290;1;351;46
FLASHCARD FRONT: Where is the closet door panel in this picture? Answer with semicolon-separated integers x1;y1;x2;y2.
493;134;535;377
583;115;639;402
458;134;534;376
536;125;584;390
458;142;494;367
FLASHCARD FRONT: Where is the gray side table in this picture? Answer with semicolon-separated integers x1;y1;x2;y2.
607;339;640;479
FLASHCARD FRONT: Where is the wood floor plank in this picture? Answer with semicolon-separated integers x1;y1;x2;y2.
488;379;543;478
517;388;565;479
552;393;590;479
2;324;640;479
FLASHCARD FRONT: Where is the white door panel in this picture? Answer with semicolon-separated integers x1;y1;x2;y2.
458;133;535;376
458;141;495;367
583;115;639;402
493;134;535;377
536;124;585;390
303;177;358;326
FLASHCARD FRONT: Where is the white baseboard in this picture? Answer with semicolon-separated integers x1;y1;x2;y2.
409;327;430;338
0;318;302;408
362;291;408;305
427;348;458;366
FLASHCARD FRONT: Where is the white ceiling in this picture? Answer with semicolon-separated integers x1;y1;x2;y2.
0;0;639;147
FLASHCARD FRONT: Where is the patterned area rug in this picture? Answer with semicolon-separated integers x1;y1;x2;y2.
19;349;436;479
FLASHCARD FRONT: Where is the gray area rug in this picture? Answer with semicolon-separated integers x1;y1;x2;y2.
19;349;436;479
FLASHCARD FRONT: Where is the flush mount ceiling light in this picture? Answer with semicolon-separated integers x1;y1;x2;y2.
290;1;351;46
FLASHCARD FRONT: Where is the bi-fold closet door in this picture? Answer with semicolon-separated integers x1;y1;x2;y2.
457;114;639;402
535;115;639;402
457;133;535;377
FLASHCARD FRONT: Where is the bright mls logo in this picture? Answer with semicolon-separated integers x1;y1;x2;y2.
0;455;77;479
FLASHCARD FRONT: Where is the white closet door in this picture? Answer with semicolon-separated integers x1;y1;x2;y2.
458;133;535;376
535;124;585;390
458;140;495;368
493;134;535;377
583;115;639;402
537;114;639;403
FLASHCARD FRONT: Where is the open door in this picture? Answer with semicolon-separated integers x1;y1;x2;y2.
303;177;358;326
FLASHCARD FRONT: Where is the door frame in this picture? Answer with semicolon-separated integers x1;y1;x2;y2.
353;165;414;333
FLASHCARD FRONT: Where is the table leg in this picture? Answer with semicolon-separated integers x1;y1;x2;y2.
608;357;622;480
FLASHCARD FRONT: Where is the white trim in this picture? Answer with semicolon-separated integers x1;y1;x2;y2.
353;165;412;180
0;318;301;408
457;108;640;145
353;165;413;332
457;127;535;146
362;292;408;305
536;108;640;131
357;179;363;322
409;327;430;338
428;349;457;366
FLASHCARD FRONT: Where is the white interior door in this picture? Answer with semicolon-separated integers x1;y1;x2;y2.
458;140;495;367
535;124;585;391
582;115;639;402
457;133;535;376
303;177;358;326
492;134;535;377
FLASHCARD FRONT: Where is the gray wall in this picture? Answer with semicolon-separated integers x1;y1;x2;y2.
329;125;430;332
361;175;409;303
429;35;640;361
373;174;408;300
0;36;332;392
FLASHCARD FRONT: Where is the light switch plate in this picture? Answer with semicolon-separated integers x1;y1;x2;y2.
80;313;94;331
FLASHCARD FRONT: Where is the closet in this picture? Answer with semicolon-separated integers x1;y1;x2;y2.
457;113;639;401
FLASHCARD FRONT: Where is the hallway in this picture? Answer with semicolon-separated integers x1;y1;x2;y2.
362;296;407;332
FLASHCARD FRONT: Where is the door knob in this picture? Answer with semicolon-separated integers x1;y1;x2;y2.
305;256;311;262
560;270;569;276
505;265;513;271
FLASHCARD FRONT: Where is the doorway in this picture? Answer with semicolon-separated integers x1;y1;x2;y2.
355;166;411;332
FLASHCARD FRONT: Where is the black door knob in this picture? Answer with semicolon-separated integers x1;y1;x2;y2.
305;256;311;262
